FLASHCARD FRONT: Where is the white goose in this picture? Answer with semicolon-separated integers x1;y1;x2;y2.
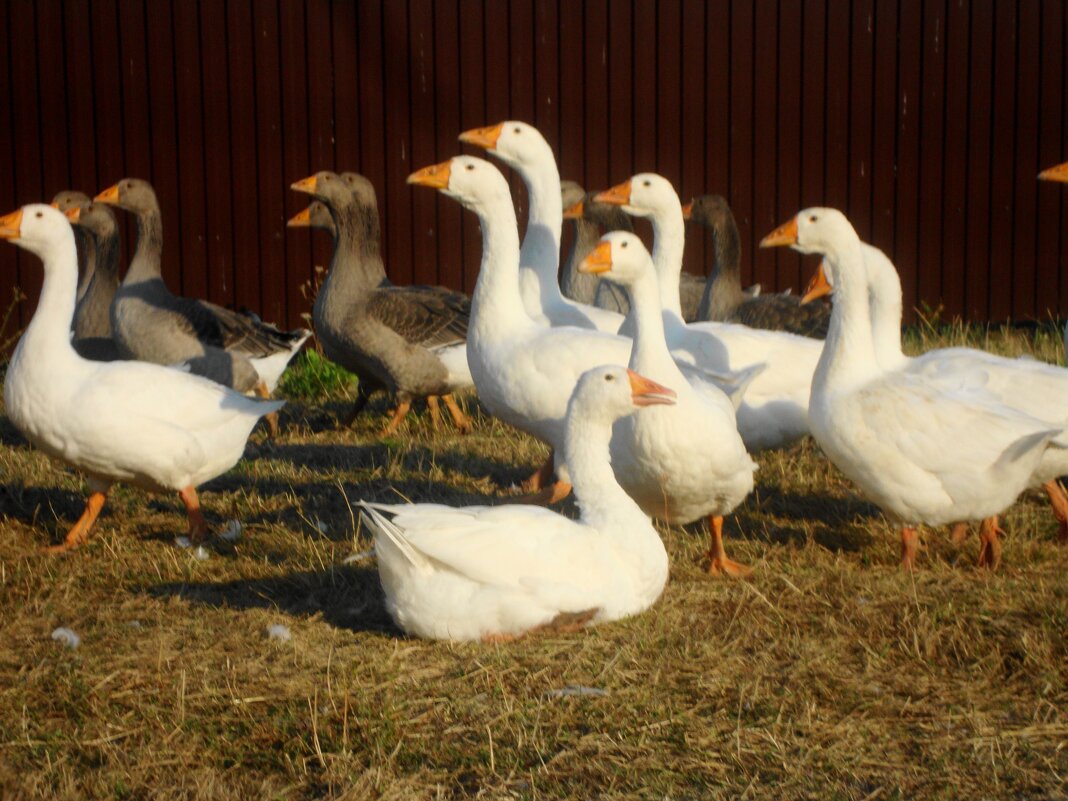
802;244;1068;556
580;232;757;576
359;365;674;642
459;121;625;333
0;204;282;551
762;208;1067;568
597;174;820;451
407;157;754;502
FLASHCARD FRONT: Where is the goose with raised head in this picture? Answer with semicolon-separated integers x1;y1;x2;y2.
801;241;1068;560
558;187;633;305
459;121;624;333
579;232;757;576
685;194;830;338
597;174;820;451
762;208;1067;569
289;170;473;434
359;365;673;641
51;195;123;361
95;178;309;433
0;204;282;551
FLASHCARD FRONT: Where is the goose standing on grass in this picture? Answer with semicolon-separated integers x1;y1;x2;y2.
51;197;123;361
94;178;309;435
289;170;473;434
801;243;1068;558
579;232;757;576
558;188;633;305
359;365;674;642
685;194;830;338
459;121;625;333
762;208;1067;569
0;204;283;552
598;174;820;451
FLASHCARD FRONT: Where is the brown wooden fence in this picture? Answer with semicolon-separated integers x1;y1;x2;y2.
2;0;1067;340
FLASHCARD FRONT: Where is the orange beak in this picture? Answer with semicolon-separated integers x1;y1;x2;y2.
458;123;504;150
407;161;452;189
800;262;832;305
595;179;632;206
681;201;693;220
562;199;584;219
627;369;677;407
0;208;23;240
49;201;60;210
290;174;318;194
1038;161;1068;183
64;206;82;224
760;217;798;248
287;207;312;227
578;241;613;275
94;183;121;205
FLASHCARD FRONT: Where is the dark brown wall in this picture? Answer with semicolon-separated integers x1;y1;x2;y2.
2;0;1067;342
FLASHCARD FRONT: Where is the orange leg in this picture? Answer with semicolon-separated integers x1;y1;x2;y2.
180;486;211;543
1042;480;1068;544
254;381;279;438
516;480;573;506
522;451;556;492
949;522;970;544
900;526;920;570
977;516;1004;570
704;515;752;577
381;399;412;436
426;395;443;431
442;393;473;435
44;491;108;553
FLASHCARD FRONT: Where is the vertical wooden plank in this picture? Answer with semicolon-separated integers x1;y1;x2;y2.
655;0;681;185
509;0;535;127
117;0;152;182
987;0;1017;322
631;0;657;171
558;1;585;185
357;1;388;271
848;0;874;239
35;0;70;199
332;0;359;166
0;0;21;336
533;0;560;160
305;0;335;290
800;0;827;209
251;0;287;324
939;0;969;319
964;4;994;320
776;0;803;291
823;0;849;211
729;0;755;286
199;0;236;309
705;2;730;193
431;0;464;292
606;0;632;185
1011;0;1040;319
916;0;947;316
408;0;439;286
278;0;311;315
1036;0;1065;317
584;0;610;192
751;0;778;291
225;0;264;317
63;0;99;196
381;1;414;284
483;1;510;123
869;0;897;260
894;0;922;321
457;0;486;292
680;0;706;276
90;0;125;190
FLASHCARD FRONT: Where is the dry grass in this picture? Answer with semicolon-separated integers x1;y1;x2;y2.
1;325;1067;800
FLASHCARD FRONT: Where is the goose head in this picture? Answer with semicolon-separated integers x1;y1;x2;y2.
560;180;586;212
1038;161;1068;182
761;207;862;293
61;200;118;240
290;170;354;208
577;231;654;289
286;201;335;232
407;156;512;212
94;177;160;214
564;193;635;231
596;173;681;219
682;194;732;230
570;364;677;426
459;120;554;173
0;204;75;261
51;190;91;214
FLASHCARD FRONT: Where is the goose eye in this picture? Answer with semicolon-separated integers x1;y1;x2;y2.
513;127;521;134
125;181;133;189
35;211;43;218
465;164;475;171
809;214;818;223
643;180;651;187
604;374;615;382
621;241;628;248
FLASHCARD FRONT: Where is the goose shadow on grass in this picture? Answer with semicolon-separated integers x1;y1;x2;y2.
0;482;94;534
145;563;402;636
287;393;490;438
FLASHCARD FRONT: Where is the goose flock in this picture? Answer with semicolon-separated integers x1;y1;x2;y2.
3;121;1068;642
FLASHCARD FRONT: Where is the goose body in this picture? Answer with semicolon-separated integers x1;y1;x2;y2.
459;122;625;333
360;365;673;641
763;208;1067;567
598;174;820;451
0;204;282;550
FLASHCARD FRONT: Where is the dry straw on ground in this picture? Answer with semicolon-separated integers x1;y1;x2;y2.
0;322;1066;800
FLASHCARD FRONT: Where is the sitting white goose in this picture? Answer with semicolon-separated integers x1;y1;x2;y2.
459;121;625;333
0;204;282;551
408;156;754;503
580;232;757;576
597;174;820;451
359;365;674;642
801;244;1068;558
762;208;1067;569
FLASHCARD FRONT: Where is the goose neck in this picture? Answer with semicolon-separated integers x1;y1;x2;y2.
123;210;164;284
329;200;387;289
470;195;529;336
618;269;684;384
815;237;882;393
517;161;565;302
564;408;648;531
706;217;745;316
650;208;686;318
559;219;602;300
19;230;81;361
864;248;908;370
